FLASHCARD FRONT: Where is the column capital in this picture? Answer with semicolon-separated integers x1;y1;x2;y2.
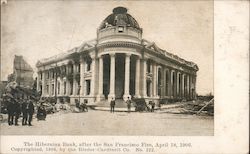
109;53;116;57
79;56;84;63
98;54;104;59
142;58;148;62
136;55;141;59
125;53;132;57
89;52;96;59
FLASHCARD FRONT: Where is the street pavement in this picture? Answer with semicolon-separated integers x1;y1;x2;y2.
0;109;213;136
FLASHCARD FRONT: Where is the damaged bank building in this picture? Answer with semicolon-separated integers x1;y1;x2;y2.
36;7;198;105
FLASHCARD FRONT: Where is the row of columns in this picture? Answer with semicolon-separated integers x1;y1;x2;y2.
168;69;195;99
140;60;196;100
38;57;95;98
37;53;196;101
96;53;141;101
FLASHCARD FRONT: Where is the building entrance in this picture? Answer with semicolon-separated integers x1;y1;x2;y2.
115;54;125;99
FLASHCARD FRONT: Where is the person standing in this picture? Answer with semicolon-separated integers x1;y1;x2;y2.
27;99;34;126
151;101;155;112
126;97;132;113
21;99;28;125
110;98;115;113
6;98;14;125
13;99;21;126
37;102;47;120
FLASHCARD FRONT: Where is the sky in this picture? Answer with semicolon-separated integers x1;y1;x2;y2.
1;0;213;95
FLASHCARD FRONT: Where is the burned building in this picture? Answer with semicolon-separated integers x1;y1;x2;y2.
12;55;34;88
36;7;198;104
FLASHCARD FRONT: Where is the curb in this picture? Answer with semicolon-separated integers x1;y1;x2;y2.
93;107;136;112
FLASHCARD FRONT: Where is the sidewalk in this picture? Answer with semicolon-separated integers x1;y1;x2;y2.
93;102;186;112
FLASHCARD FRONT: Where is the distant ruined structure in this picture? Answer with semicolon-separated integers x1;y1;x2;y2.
10;55;34;88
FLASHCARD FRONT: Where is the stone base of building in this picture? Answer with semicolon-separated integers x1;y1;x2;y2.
96;94;105;102
41;95;196;108
108;94;115;102
123;94;131;101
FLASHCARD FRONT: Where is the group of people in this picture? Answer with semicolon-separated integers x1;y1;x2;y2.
37;102;47;120
110;97;156;113
6;98;34;126
110;97;133;113
75;99;88;112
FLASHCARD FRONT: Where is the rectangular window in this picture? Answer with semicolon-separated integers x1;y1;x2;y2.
70;81;73;95
78;64;80;73
40;73;43;80
77;81;80;95
165;71;169;96
52;84;54;95
146;80;151;97
47;72;50;79
46;85;49;94
86;61;91;72
86;80;91;95
64;82;66;95
70;65;74;74
63;66;66;73
147;61;151;73
118;26;124;33
58;82;60;94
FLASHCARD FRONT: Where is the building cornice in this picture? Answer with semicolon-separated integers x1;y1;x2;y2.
144;47;198;71
97;41;143;50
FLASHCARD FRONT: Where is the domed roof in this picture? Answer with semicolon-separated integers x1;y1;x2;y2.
99;7;140;30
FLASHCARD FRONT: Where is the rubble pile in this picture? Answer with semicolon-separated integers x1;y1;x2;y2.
179;99;214;116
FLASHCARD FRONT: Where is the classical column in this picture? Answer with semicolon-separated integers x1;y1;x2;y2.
174;71;178;98
186;75;190;100
180;73;183;98
59;78;63;96
123;53;131;100
48;70;52;97
72;64;77;96
193;76;197;99
66;65;71;95
176;72;180;97
135;56;141;98
182;74;185;99
161;68;165;97
167;69;171;97
90;55;96;96
152;62;157;97
176;72;181;97
54;70;57;96
188;75;191;99
36;72;40;92
170;70;175;98
42;71;45;97
141;58;147;97
96;55;104;101
80;57;85;96
108;53;116;101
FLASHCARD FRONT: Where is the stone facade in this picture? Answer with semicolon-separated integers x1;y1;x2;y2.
36;7;198;104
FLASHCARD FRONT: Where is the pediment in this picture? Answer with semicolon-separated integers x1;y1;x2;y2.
145;42;165;54
78;42;95;52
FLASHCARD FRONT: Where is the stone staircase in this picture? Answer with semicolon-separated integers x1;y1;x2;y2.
95;99;128;108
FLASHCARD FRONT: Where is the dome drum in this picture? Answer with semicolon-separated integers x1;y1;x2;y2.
97;26;142;44
97;6;142;45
